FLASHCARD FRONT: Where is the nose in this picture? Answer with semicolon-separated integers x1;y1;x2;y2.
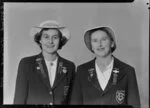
98;41;103;47
48;37;53;44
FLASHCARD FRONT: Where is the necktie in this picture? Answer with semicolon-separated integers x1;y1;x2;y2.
49;62;53;87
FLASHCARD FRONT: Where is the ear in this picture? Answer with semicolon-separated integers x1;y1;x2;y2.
111;41;115;48
39;40;42;44
91;44;94;51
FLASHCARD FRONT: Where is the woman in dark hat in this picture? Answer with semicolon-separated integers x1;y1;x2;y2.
14;20;75;105
71;27;140;108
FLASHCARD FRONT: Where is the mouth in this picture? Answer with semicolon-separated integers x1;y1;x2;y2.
45;44;55;48
97;47;105;51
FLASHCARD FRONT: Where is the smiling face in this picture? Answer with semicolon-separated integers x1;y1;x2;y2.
91;30;114;58
40;29;60;54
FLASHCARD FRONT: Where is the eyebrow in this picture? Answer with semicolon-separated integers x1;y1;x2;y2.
52;34;59;36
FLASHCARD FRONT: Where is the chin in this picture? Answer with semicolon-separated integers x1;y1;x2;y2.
97;54;106;58
95;51;109;58
43;49;57;54
48;50;57;54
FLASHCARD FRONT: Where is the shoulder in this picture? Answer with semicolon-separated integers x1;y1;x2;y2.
115;57;135;70
59;56;75;67
77;59;95;70
19;54;39;64
17;54;39;72
114;57;136;77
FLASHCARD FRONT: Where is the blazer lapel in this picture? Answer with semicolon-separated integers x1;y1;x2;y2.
103;56;127;94
87;58;103;93
102;70;114;94
35;53;51;91
52;56;67;89
114;57;127;82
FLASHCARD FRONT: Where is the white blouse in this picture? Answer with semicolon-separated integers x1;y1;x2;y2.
45;57;58;87
95;58;114;91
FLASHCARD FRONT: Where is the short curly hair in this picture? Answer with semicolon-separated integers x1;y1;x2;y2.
34;28;67;50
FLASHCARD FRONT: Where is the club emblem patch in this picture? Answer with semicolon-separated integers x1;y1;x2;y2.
116;90;125;104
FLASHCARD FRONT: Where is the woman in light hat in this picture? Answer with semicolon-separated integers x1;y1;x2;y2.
71;27;140;108
14;20;75;105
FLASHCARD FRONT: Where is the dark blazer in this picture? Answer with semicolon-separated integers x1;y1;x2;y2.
14;53;75;105
71;57;140;108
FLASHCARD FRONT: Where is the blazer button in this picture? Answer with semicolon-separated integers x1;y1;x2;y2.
49;91;52;95
49;102;53;105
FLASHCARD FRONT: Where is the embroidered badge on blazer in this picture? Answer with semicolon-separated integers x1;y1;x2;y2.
116;90;125;104
112;68;119;85
64;86;69;96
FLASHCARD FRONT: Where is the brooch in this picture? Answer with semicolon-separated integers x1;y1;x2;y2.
36;58;42;62
58;62;67;74
36;66;40;70
36;58;42;70
88;68;94;78
62;67;67;74
36;58;46;78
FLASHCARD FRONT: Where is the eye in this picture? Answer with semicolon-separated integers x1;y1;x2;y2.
43;34;49;39
92;39;98;42
53;35;59;39
101;37;107;41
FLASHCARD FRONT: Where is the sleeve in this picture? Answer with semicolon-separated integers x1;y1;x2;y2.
70;66;83;105
127;67;141;108
13;58;29;104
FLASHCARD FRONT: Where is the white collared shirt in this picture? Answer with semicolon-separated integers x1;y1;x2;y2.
95;58;114;91
45;57;58;87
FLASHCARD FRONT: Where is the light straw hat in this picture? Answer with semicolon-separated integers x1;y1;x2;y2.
30;20;70;41
84;26;117;53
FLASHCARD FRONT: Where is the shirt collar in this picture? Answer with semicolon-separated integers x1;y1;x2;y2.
45;57;58;66
95;57;114;72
